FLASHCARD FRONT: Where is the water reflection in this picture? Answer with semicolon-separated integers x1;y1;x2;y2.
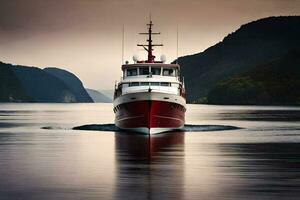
114;132;185;200
217;110;300;121
1;103;300;199
216;143;300;199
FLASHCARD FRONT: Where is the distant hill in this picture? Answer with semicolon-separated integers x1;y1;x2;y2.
86;89;112;103
98;90;114;100
0;62;32;102
0;61;93;103
44;68;93;103
177;16;300;104
12;65;77;102
206;50;300;105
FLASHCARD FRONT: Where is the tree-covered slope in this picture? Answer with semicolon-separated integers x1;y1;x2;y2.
0;62;31;102
44;68;93;103
0;61;92;103
12;65;77;102
206;50;300;105
177;16;300;103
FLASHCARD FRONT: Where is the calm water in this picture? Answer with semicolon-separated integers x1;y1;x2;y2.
0;103;300;200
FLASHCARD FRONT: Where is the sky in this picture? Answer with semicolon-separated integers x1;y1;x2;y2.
0;0;299;90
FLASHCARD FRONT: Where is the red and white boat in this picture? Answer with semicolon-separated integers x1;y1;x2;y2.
113;20;186;134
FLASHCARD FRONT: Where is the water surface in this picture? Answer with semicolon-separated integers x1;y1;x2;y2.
0;103;300;200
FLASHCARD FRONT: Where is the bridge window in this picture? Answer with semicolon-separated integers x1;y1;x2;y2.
151;67;161;75
140;82;149;86
126;82;172;87
163;68;175;76
129;82;139;87
139;67;150;75
160;82;171;87
150;82;160;86
127;68;138;76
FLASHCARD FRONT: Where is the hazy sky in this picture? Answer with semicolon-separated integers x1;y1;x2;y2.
0;0;299;90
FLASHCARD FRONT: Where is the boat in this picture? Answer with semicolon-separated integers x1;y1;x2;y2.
113;20;186;134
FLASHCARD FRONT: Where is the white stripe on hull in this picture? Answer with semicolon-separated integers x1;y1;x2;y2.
114;91;186;108
118;126;184;135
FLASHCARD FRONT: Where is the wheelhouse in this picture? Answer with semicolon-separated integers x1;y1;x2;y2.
122;64;180;78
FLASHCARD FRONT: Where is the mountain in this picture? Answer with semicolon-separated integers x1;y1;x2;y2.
86;89;112;103
0;62;32;102
0;61;93;103
206;50;300;105
12;65;78;102
177;16;300;103
44;68;93;103
98;90;114;100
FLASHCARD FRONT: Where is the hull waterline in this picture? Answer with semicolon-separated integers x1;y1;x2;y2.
119;127;184;135
115;100;185;134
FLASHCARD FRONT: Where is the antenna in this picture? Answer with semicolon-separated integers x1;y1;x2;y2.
176;24;179;64
137;20;163;63
122;24;125;64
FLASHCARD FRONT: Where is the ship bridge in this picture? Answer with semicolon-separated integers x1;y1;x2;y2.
118;63;182;95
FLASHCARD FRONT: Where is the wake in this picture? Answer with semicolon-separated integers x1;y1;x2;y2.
70;124;241;132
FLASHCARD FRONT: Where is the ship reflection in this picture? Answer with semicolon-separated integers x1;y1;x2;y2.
114;132;185;199
115;132;184;161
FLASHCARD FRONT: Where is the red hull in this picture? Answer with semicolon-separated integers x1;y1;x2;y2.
114;100;185;134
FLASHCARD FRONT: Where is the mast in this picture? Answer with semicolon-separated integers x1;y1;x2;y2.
122;24;125;64
137;21;163;63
